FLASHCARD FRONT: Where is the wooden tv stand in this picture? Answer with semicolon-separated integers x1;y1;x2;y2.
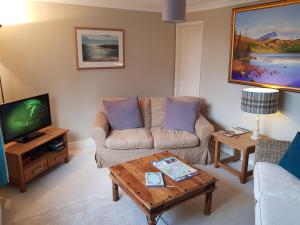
5;127;69;192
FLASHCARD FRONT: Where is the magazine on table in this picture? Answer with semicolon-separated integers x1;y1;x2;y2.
145;172;164;188
218;127;249;137
152;157;199;182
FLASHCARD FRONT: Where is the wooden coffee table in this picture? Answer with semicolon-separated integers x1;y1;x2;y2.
109;151;217;225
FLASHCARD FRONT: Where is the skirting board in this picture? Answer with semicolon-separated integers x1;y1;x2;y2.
68;138;95;150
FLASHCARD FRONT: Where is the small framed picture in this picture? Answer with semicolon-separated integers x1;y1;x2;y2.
75;27;125;69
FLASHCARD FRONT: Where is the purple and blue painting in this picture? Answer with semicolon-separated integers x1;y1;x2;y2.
230;2;300;91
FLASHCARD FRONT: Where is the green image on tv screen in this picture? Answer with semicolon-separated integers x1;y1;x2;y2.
1;94;51;142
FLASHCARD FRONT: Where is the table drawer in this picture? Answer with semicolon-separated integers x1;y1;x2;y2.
48;151;66;168
24;159;48;182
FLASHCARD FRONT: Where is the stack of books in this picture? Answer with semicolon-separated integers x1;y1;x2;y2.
218;127;249;137
145;157;199;188
145;172;164;188
152;157;198;182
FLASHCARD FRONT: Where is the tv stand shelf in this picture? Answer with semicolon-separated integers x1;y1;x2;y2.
5;127;69;192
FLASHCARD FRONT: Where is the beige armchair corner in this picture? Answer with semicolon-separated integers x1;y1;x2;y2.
91;112;109;166
195;114;215;164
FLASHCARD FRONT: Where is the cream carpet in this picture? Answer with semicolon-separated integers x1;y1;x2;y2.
0;146;255;225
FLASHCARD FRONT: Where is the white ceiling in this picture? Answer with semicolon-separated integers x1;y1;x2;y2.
35;0;260;12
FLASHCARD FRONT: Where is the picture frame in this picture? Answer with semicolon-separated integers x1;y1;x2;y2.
75;27;125;69
228;0;300;92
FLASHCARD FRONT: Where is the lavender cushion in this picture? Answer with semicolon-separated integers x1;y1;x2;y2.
164;98;200;133
103;96;144;130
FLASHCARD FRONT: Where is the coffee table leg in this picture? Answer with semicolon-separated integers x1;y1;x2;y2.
147;215;155;225
112;181;119;201
204;191;213;215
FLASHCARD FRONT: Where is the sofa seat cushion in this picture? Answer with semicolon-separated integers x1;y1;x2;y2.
151;127;199;149
106;128;154;150
254;162;300;201
255;194;300;225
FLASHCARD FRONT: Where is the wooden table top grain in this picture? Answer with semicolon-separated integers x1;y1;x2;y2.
212;132;268;151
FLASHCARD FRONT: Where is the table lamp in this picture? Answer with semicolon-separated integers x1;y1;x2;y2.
241;87;279;140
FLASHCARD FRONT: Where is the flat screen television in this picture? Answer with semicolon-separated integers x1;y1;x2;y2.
0;94;52;144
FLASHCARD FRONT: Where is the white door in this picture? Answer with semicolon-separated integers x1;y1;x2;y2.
175;21;203;97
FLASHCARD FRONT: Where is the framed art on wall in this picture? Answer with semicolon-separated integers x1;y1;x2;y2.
75;27;124;69
228;0;300;92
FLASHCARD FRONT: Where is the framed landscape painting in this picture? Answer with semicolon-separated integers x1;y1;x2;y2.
75;27;124;69
228;0;300;92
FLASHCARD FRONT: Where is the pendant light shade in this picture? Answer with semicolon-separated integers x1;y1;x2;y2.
162;0;186;23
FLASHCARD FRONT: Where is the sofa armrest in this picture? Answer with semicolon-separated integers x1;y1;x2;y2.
255;139;290;164
195;114;215;141
195;114;214;164
91;112;109;148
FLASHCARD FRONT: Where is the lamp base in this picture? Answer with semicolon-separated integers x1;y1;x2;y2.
251;114;260;140
251;132;260;140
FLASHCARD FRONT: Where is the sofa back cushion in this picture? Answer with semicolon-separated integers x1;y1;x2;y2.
151;96;201;127
164;98;200;133
99;97;151;128
103;96;143;130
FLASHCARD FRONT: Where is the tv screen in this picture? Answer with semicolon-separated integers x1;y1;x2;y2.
0;94;52;144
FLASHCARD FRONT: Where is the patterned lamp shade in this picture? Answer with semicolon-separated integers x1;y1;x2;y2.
241;88;279;114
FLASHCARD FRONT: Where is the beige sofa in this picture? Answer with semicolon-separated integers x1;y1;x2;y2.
91;96;214;167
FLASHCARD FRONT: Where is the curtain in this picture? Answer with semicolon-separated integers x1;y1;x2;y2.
0;130;8;186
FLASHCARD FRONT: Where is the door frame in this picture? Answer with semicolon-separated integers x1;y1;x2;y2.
174;20;204;97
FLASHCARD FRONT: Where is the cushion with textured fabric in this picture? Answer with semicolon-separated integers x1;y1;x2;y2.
150;96;201;127
103;96;144;130
255;139;290;164
279;132;300;179
164;98;200;133
151;127;199;149
106;128;153;149
99;97;151;128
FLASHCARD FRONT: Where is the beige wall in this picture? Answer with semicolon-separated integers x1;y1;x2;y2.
1;1;298;143
187;0;300;141
0;2;176;141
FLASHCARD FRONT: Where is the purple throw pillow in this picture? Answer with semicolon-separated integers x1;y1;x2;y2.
164;98;200;133
103;96;144;130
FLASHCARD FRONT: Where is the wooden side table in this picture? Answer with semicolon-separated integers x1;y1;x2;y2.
212;132;265;184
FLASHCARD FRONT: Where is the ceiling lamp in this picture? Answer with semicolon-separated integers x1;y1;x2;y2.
162;0;186;23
